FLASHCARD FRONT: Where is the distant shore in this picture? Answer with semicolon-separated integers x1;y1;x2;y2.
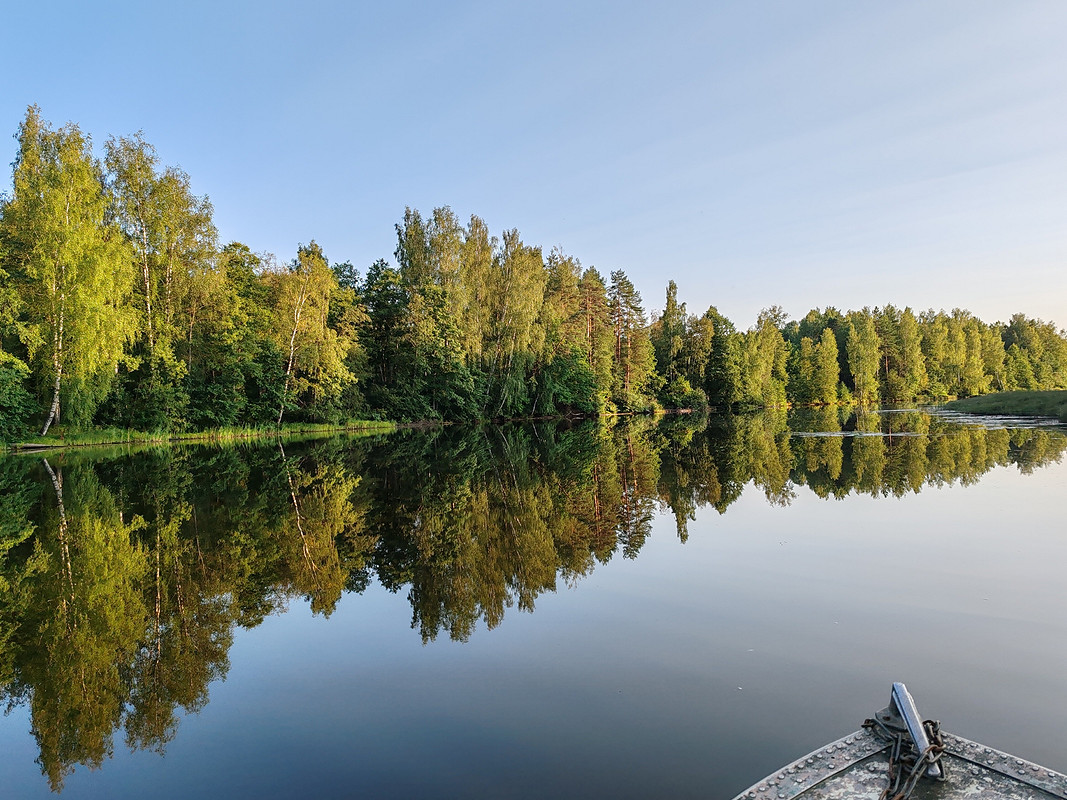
4;420;397;454
943;390;1067;422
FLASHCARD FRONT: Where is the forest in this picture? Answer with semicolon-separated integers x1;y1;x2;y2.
2;106;1067;441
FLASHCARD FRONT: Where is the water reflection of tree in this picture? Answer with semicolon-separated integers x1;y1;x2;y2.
0;443;370;790
123;457;233;758
11;463;147;791
0;413;1064;789
365;420;660;642
656;410;1066;523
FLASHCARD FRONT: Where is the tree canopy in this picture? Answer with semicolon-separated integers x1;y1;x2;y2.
3;106;1067;441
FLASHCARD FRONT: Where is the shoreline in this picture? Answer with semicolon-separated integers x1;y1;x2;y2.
942;390;1067;423
4;420;399;455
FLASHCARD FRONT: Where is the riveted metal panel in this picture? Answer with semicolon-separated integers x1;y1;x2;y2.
731;730;1067;800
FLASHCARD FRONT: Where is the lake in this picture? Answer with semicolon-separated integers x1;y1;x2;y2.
0;408;1065;798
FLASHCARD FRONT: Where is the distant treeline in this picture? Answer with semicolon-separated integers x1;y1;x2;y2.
2;106;1066;440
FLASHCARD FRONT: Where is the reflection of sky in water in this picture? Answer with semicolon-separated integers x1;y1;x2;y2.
0;422;1064;799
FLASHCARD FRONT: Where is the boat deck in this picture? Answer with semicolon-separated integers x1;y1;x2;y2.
732;728;1067;799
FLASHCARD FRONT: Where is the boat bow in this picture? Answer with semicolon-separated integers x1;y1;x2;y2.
730;684;1067;799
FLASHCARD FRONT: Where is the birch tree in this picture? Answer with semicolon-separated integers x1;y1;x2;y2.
812;327;840;405
740;307;789;408
105;133;216;429
269;242;351;424
484;230;546;416
846;310;881;405
2;106;135;434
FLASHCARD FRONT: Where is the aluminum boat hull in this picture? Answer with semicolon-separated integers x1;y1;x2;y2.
731;726;1067;799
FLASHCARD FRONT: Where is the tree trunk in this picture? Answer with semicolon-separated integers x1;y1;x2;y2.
278;270;312;425
142;221;154;353
41;300;65;436
42;459;74;604
41;370;62;436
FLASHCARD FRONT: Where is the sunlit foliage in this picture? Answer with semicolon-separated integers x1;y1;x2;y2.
3;107;1067;440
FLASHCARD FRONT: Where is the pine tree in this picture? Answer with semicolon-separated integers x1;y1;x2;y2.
608;270;656;411
578;267;615;410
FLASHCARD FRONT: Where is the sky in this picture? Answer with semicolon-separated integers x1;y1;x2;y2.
3;0;1067;329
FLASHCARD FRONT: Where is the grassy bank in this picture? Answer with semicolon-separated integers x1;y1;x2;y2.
943;390;1067;422
4;420;397;453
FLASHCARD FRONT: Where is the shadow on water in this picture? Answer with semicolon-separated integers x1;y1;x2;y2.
0;410;1064;790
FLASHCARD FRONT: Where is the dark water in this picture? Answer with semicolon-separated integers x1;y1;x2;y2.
0;409;1065;798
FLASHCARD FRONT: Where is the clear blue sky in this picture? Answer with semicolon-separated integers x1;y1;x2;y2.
4;1;1066;329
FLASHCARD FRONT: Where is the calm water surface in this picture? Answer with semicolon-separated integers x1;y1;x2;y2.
0;409;1065;798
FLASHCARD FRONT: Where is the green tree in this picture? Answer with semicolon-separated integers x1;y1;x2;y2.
184;242;284;426
483;229;546;416
268;242;352;424
361;258;420;417
943;313;967;394
0;266;33;438
740;307;789;408
845;310;880;405
959;313;988;397
608;270;657;411
534;249;598;415
651;280;705;408
703;306;743;410
2;106;136;433
390;208;486;418
578;267;616;411
679;311;714;393
919;310;950;398
458;214;497;368
875;305;926;401
812;327;840;405
1003;313;1067;389
789;336;816;405
897;307;926;399
104;132;217;430
0;353;33;440
651;281;686;386
327;263;369;415
980;322;1006;392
